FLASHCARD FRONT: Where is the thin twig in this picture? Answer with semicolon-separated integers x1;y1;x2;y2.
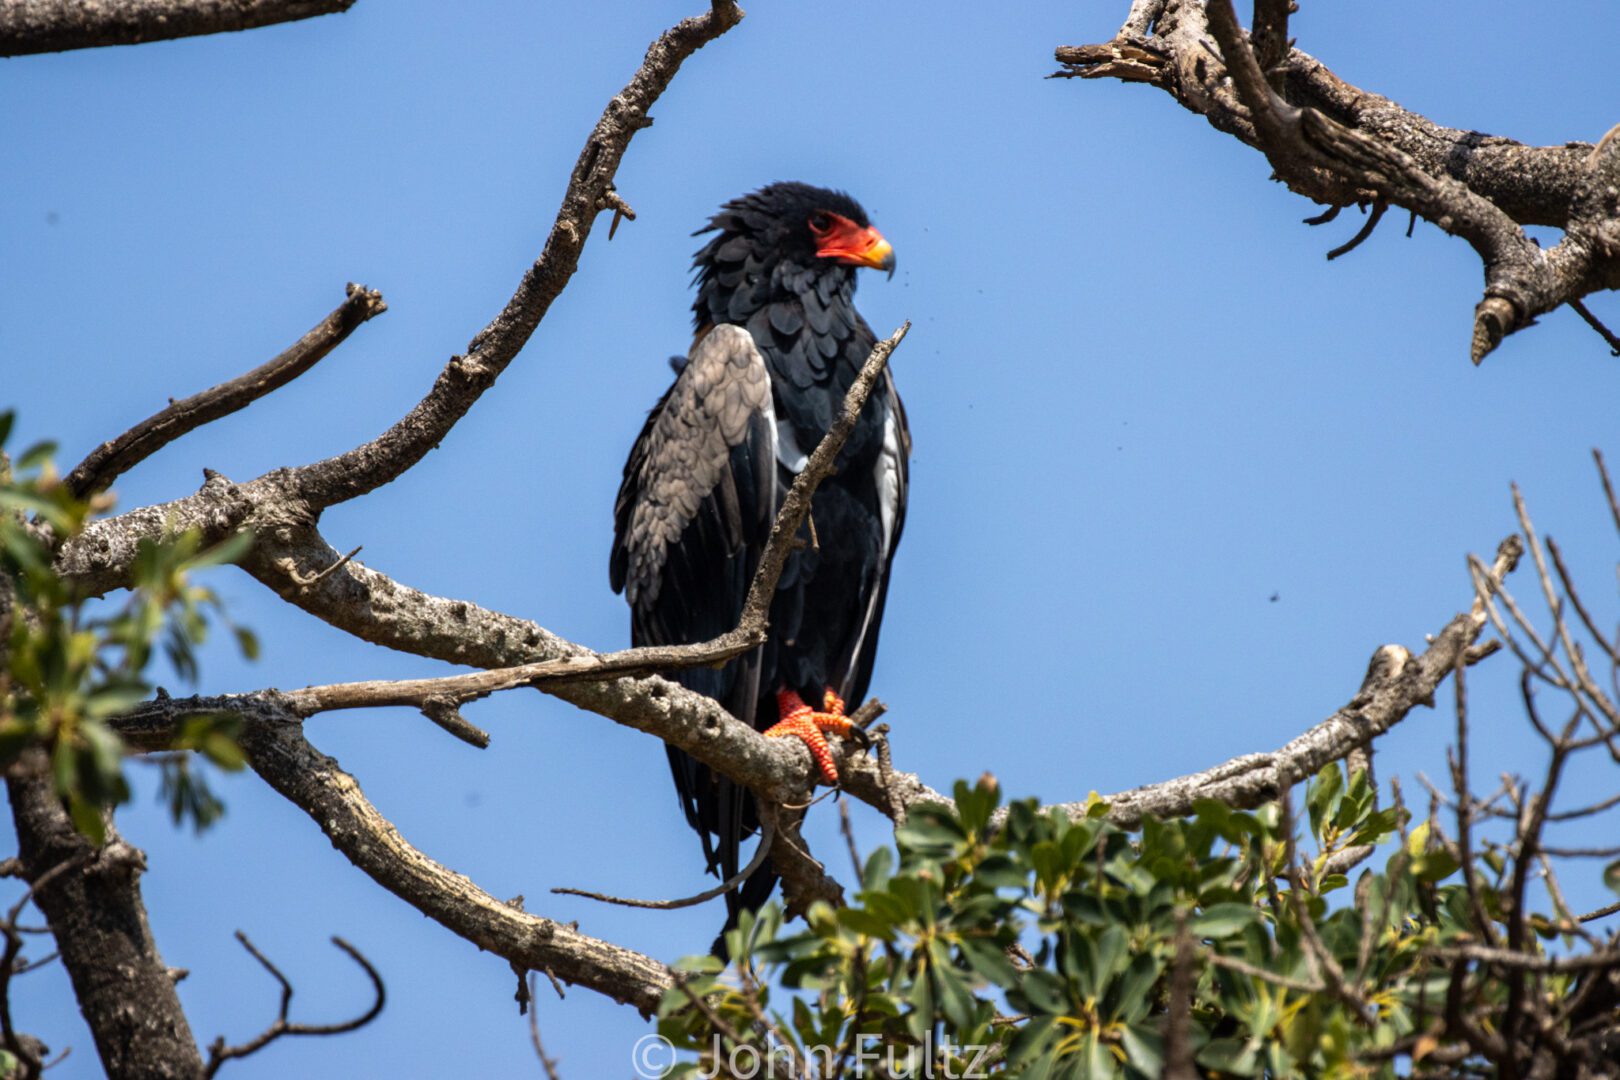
287;545;363;590
524;974;562;1080
1163;915;1197;1080
1576;899;1620;923
1207;951;1322;994
1568;297;1620;356
1326;199;1388;260
552;818;775;911
0;853;90;1077
203;932;385;1078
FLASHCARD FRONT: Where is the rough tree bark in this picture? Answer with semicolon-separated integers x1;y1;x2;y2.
7;765;204;1078
1056;0;1620;363
0;0;357;57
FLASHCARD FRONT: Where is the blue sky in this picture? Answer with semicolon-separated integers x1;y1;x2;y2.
5;1;1620;1075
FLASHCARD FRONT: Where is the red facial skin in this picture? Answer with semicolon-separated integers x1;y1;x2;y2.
810;212;896;275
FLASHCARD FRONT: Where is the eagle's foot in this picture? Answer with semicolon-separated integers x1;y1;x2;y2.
764;688;852;785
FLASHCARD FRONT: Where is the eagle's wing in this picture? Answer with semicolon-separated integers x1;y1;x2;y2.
610;323;778;889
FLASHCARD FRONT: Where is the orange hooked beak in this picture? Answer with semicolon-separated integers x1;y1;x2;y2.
812;213;897;279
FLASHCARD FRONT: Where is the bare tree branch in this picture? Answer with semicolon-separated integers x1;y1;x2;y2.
203;932;385;1078
1055;1;1620;363
0;0;357;57
835;536;1526;831
525;974;563;1080
552;817;777;911
235;708;674;1013
51;1;748;597
64;285;386;499
283;0;744;512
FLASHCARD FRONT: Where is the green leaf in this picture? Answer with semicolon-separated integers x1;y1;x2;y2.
1191;902;1259;938
958;936;1019;987
51;736;79;796
896;816;965;857
234;626;261;662
1414;849;1460;883
954;776;1000;834
15;440;58;472
1107;954;1161;1024
1093;924;1128;986
1198;1037;1262;1077
1604;859;1620;897
201;732;246;771
670;958;722;977
1002;1015;1059;1069
862;845;894;892
1017;968;1069;1015
0;409;14;449
906;961;936;1043
68;792;107;845
933;957;979;1032
185;530;255;570
836;907;892;940
1120;1021;1166;1076
1307;761;1344;840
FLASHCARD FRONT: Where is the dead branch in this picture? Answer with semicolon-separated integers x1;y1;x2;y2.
52;1;746;598
952;536;1523;830
235;709;674;1013
1055;1;1620;363
0;0;357;57
525;974;562;1080
282;1;744;512
64;286;386;499
203;932;385;1078
0;852;89;1079
552;817;777;911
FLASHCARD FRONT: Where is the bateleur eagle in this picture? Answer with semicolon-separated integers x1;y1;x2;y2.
610;182;909;946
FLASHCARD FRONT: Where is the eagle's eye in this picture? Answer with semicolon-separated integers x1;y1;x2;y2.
808;211;833;235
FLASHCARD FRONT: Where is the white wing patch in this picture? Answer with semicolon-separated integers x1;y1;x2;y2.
841;404;906;684
775;418;809;474
875;405;903;560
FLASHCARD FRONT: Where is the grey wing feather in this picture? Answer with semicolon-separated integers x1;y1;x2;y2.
612;324;776;611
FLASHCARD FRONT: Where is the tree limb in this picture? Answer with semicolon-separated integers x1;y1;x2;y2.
282;0;745;511
1055;0;1620;363
0;0;357;57
51;1;748;596
6;760;205;1078
234;705;674;1013
64;285;387;499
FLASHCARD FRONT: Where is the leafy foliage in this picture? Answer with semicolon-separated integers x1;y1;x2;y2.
0;413;254;839
656;763;1605;1078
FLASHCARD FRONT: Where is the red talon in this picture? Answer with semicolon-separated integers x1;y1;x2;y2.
764;687;853;785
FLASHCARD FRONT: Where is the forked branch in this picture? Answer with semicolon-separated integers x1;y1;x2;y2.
1056;0;1620;363
204;932;385;1078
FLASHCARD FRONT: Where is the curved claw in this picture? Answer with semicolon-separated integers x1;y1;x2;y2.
764;688;855;785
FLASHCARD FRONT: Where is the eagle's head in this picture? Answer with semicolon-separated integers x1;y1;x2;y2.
692;182;894;330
